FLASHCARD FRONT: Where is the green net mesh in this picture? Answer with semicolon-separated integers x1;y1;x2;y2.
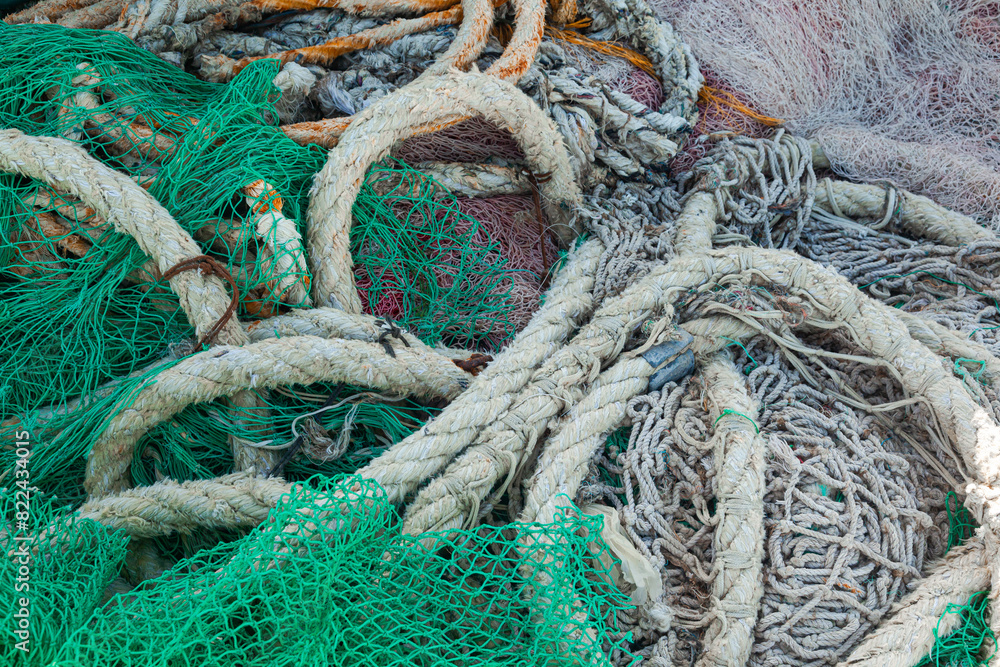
917;593;997;667
0;22;524;514
354;164;519;349
0;22;520;424
915;492;996;666
27;475;632;666
0;489;129;667
132;383;440;489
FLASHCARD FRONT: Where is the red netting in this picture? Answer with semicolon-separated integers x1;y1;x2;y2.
453;195;556;339
394;117;525;164
671;69;776;173
612;68;665;112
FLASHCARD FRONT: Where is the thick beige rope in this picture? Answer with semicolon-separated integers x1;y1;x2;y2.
360;238;603;503
73;473;293;538
421;0;495;76
696;354;765;667
813;179;992;247
0;129;244;346
84;335;473;498
517;354;656;526
246;306;408;344
400;258;684;537
672;191;719;258
838;537;989;667
388;163;533;198
515;320;745;527
307;69;582;311
242;181;312;308
898;313;1000;386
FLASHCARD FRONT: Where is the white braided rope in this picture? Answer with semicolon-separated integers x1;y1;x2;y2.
73;473;293;538
307;69;583;311
360;238;603;503
84;336;472;498
0;129;243;345
695;354;765;667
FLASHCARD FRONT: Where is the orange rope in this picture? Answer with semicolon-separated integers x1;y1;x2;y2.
490;16;658;78
698;86;783;127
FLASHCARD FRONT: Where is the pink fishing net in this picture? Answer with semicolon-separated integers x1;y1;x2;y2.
394;117;525;165
653;0;1000;226
453;195;556;339
611;68;665;112
671;68;775;173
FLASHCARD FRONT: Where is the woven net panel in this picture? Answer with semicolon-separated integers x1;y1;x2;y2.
671;69;780;174
352;163;525;350
453;195;558;336
0;25;329;438
0;23;319;318
0;490;128;667
393;117;525;165
653;0;1000;226
131;382;439;490
55;476;634;666
0;173;190;422
582;330;957;665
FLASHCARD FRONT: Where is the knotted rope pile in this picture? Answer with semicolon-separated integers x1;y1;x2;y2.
3;1;1000;666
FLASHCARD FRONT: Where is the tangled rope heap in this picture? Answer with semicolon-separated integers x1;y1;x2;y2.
3;1;1000;666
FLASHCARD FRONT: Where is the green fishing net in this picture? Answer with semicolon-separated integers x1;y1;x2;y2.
6;475;631;666
0;23;317;421
0;22;522;515
0;22;519;420
914;494;996;666
0;488;129;667
354;163;518;349
131;382;439;489
917;593;997;667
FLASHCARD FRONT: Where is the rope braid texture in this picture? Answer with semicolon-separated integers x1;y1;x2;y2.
7;3;1000;666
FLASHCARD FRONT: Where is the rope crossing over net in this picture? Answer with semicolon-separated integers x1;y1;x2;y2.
2;2;1000;666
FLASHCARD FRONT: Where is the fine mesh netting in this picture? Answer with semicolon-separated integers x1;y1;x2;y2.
394;117;525;165
47;475;633;666
132;383;439;489
353;164;522;349
0;22;545;424
653;0;1000;227
0;490;128;667
671;69;781;173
